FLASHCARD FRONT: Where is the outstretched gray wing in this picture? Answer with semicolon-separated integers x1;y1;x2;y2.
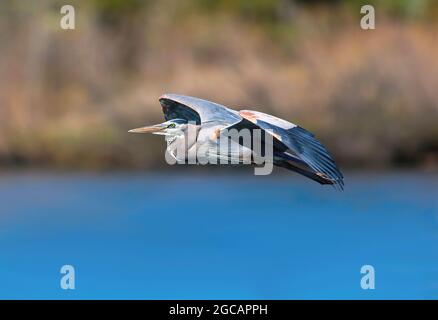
239;110;344;189
159;94;242;126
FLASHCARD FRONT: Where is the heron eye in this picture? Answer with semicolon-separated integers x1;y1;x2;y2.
168;123;176;128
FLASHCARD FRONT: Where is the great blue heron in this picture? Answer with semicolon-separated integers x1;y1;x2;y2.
129;94;344;189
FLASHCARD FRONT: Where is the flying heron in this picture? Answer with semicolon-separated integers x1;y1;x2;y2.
129;94;344;189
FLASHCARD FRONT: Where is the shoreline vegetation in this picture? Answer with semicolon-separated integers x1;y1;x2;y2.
1;0;437;170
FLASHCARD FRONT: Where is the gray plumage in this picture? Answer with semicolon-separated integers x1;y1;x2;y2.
129;93;344;190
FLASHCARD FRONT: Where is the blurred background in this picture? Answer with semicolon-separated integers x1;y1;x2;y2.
0;0;437;299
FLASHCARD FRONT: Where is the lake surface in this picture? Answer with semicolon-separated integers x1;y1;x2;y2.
0;171;437;299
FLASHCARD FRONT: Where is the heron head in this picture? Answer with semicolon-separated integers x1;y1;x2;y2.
128;119;188;136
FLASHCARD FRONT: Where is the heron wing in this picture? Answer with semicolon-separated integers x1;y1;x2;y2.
159;94;242;126
239;110;344;189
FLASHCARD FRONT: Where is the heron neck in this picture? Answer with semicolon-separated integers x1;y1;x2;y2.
165;131;180;143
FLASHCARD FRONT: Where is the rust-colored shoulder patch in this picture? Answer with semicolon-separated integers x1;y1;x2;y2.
240;110;283;141
210;128;221;140
239;110;258;122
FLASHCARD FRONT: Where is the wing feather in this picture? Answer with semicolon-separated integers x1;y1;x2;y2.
239;110;344;189
159;94;242;126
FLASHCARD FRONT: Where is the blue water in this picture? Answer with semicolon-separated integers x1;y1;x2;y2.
0;171;437;299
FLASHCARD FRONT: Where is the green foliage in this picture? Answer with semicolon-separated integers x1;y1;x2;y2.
344;0;432;18
196;0;279;22
92;0;150;13
91;0;151;24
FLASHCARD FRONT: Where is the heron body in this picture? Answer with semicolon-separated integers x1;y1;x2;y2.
129;94;344;189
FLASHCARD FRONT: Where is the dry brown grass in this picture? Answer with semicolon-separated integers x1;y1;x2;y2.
0;1;437;169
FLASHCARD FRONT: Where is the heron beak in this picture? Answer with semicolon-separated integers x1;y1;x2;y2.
128;124;166;134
